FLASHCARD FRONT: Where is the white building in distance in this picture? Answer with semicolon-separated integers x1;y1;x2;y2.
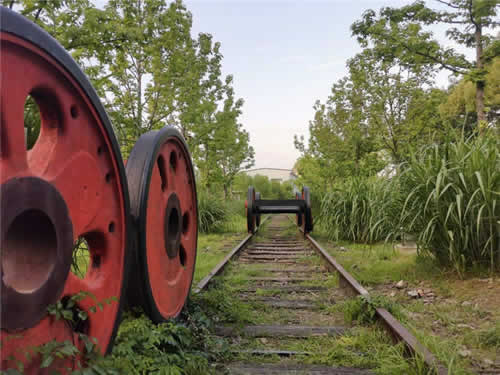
245;168;297;183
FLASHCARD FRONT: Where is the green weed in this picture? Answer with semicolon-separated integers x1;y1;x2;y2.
341;295;403;325
319;177;401;243
400;135;499;275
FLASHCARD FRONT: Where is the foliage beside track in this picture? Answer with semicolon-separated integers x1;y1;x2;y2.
197;191;246;234
98;308;226;375
317;134;499;274
319;177;400;243
400;135;500;274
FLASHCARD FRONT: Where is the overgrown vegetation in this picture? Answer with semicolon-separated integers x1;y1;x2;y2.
401;135;499;274
197;191;228;233
197;191;246;233
320;178;400;243
341;295;402;325
99;309;224;375
232;173;295;200
2;301;230;375
317;134;500;274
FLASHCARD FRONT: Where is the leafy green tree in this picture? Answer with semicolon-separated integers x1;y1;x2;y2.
351;0;500;132
294;74;383;189
348;49;448;163
293;155;329;194
195;77;255;196
440;56;500;130
253;175;272;198
90;0;199;154
10;0;255;199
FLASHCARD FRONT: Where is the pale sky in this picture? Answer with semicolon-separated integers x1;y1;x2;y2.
184;0;473;170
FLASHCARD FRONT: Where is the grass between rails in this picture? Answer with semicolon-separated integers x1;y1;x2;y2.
313;234;500;374
194;218;456;374
194;232;246;284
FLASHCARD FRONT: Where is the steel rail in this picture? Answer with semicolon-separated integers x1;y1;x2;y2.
193;216;270;294
303;230;448;375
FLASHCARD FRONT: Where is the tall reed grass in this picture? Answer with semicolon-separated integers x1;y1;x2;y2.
197;191;247;233
320;177;400;243
197;191;227;233
400;135;499;274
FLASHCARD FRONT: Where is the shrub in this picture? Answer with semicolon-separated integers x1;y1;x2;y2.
216;199;246;233
400;135;499;274
197;190;227;233
320;177;400;243
97;306;229;375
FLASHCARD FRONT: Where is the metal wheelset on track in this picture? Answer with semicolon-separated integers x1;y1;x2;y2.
245;186;313;234
0;8;198;373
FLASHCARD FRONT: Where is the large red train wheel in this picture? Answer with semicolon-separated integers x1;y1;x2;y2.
126;127;198;323
0;8;131;373
246;186;256;234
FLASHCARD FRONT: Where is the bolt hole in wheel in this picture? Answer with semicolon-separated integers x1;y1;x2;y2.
182;212;189;234
179;245;187;267
109;221;115;233
24;95;41;150
70;105;78;118
2;210;57;293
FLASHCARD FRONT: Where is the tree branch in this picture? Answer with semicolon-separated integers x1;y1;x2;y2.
34;7;43;21
434;0;461;9
468;0;479;29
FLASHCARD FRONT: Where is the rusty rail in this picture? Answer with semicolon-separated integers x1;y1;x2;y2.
193;216;270;294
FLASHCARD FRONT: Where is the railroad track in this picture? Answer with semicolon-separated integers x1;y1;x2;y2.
195;215;446;375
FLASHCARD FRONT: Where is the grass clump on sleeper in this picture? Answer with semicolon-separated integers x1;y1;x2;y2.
191;279;254;325
478;322;500;349
341;295;403;325
297;328;433;375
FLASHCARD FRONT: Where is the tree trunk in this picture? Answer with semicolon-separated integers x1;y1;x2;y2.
475;24;486;133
